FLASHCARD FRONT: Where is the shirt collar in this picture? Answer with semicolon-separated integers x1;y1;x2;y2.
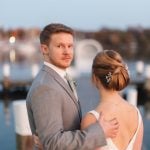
44;61;66;80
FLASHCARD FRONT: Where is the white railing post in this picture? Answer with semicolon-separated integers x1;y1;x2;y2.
13;100;33;150
126;86;138;106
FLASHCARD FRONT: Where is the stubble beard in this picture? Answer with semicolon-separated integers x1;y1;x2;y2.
49;58;72;70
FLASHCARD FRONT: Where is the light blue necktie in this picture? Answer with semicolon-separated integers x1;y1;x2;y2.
65;73;78;100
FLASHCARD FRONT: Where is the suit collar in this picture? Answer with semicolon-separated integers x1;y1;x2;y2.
44;61;66;81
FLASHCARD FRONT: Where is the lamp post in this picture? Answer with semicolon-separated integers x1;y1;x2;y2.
9;36;16;63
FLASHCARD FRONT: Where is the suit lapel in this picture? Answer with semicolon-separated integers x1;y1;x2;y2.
42;65;82;120
54;76;82;120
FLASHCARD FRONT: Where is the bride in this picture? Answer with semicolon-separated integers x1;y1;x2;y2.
81;50;143;150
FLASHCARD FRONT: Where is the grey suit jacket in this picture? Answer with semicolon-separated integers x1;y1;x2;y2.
26;65;106;150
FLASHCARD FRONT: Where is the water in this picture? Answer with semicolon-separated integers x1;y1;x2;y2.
0;100;16;150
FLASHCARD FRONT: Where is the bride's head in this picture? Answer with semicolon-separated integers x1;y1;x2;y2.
92;50;130;91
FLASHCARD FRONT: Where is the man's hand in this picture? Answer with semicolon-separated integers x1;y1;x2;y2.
98;112;119;138
33;134;43;150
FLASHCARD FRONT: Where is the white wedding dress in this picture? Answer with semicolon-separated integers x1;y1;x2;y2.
88;107;142;150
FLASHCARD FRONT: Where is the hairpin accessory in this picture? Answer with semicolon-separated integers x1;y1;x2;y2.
125;64;130;75
106;72;112;83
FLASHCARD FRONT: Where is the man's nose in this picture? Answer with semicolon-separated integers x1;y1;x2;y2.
64;46;71;54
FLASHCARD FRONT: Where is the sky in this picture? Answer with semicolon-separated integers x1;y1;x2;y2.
1;0;150;31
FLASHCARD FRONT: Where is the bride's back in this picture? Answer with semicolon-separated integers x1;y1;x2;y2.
97;99;139;150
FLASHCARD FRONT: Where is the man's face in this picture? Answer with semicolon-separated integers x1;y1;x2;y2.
43;32;74;70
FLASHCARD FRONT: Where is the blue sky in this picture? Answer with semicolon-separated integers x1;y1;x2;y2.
1;0;150;30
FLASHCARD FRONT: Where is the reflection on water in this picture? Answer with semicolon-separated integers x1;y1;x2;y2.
0;100;16;150
3;99;11;126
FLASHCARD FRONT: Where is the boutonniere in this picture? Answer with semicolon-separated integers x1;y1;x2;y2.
73;79;77;87
70;77;77;87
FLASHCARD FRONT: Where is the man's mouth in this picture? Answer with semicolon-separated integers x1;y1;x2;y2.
62;57;72;60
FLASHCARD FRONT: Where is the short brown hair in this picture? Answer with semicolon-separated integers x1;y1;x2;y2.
40;23;74;45
92;50;130;91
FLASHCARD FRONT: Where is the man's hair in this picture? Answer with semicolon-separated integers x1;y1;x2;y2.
40;23;74;45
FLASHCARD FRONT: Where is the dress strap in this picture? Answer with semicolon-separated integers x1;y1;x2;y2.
126;106;142;149
88;110;99;120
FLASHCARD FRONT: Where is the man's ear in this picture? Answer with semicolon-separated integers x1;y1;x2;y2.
40;44;49;55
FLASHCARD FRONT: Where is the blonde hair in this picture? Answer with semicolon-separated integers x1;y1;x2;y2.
92;50;130;91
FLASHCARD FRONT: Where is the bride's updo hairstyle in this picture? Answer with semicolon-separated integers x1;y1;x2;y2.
92;50;130;91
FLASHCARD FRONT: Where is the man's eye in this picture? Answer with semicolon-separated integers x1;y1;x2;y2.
57;45;61;48
68;45;73;48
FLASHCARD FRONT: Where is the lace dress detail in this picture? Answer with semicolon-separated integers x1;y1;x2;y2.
88;107;142;150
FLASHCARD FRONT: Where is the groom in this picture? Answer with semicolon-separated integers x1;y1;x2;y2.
26;23;119;150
